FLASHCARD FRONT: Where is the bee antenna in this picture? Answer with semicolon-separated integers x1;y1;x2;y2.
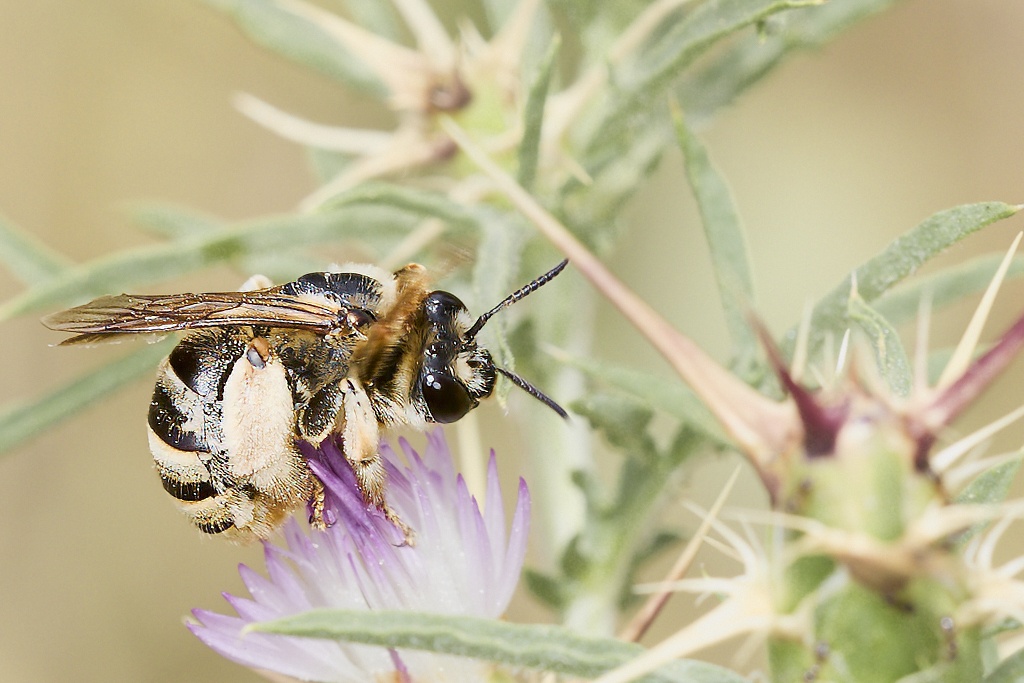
465;259;569;340
496;366;569;420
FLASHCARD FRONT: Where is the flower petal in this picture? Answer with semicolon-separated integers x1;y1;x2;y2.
192;429;529;681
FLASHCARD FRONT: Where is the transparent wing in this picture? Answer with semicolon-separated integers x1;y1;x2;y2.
43;288;350;344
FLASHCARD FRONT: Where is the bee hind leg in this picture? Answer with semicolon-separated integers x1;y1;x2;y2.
341;378;416;546
350;448;416;546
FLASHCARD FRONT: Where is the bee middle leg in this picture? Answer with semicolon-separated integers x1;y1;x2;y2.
308;475;327;530
341;378;415;545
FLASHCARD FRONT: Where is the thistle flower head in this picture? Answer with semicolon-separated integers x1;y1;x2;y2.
238;0;545;210
189;430;529;682
232;0;700;210
594;238;1024;683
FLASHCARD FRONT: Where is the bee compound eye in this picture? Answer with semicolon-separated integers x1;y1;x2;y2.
420;370;475;424
424;291;467;323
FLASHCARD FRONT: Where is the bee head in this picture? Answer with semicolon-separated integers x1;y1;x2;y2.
416;260;570;424
418;290;496;423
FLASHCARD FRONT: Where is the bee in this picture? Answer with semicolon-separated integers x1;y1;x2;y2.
43;260;568;542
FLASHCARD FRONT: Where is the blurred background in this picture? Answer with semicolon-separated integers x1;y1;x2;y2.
1;1;1023;681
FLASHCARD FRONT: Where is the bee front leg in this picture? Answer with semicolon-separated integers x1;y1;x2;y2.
341;378;415;545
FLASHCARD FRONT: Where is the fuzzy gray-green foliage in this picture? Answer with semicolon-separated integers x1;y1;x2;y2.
5;1;1024;680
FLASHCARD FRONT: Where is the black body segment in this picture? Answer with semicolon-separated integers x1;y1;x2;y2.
159;472;218;502
168;330;246;400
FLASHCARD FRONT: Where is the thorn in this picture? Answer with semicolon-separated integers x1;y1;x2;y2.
752;317;848;457
937;232;1023;387
924;310;1024;432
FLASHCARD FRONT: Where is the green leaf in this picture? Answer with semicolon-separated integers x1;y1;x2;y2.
204;0;384;94
471;213;528;403
566;1;817;238
673;107;757;368
517;35;560;191
954;455;1022;547
680;0;900;123
128;202;324;281
956;457;1021;507
873;253;1024;326
793;202;1021;354
1;184;479;321
341;0;400;41
127;202;222;239
306;147;355;186
317;181;481;225
847;289;911;396
0;339;174;454
522;569;567;610
572;391;656;456
601;0;816;130
561;124;672;248
252;610;747;683
556;351;728;445
0;213;72;284
984;647;1024;683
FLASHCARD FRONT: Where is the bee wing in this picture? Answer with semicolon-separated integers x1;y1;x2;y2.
43;290;349;344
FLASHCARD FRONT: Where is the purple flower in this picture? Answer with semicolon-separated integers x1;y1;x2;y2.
189;430;530;682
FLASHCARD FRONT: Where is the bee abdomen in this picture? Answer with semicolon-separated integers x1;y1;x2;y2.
149;357;240;534
149;379;209;453
196;516;235;535
148;425;244;536
159;474;217;502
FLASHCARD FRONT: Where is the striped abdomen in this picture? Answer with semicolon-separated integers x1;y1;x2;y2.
147;328;312;542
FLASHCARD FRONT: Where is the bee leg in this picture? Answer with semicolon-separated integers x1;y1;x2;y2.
308;475;327;530
299;383;346;444
341;378;416;546
381;506;415;547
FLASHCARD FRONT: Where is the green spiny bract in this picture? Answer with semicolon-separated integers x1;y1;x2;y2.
754;313;1024;682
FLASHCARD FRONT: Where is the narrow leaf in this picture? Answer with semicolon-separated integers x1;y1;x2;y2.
873;253;1024;326
982;644;1024;683
0;339;174;454
341;0;400;41
128;202;323;280
471;213;527;403
204;0;384;94
572;391;657;457
127;202;222;239
673;106;757;364
680;0;899;123
317;182;481;225
555;350;728;446
517;35;560;190
0;213;72;284
792;202;1021;354
522;569;567;610
956;458;1021;507
1;184;479;320
252;610;747;683
602;0;817;129
954;456;1022;547
847;290;911;397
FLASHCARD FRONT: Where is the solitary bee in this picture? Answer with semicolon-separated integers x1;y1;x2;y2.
43;260;568;542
